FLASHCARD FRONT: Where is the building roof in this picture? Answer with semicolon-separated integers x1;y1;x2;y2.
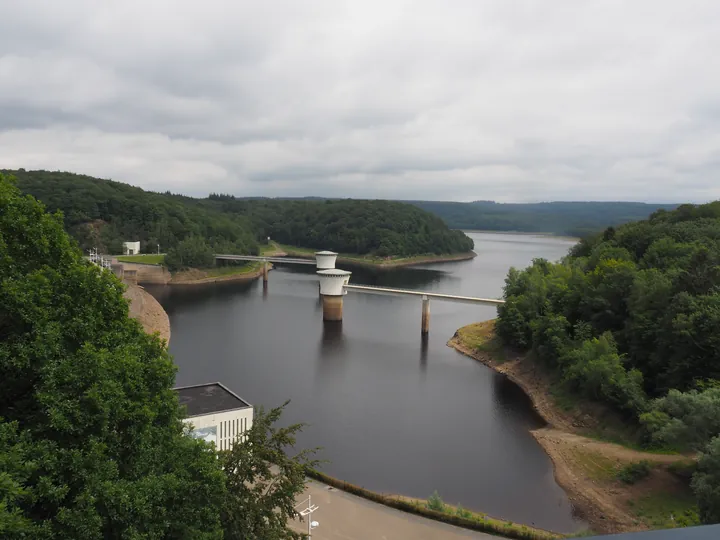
174;382;251;417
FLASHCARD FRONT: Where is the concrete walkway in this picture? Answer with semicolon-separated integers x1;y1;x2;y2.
291;480;499;540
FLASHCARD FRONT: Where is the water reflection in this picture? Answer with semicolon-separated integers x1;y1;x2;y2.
420;333;429;370
153;232;583;533
315;321;347;384
491;374;546;428
319;320;344;357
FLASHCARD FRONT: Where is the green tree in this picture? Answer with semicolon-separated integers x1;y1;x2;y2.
561;334;647;416
165;234;215;271
692;436;720;523
219;403;317;540
640;388;720;452
0;173;225;538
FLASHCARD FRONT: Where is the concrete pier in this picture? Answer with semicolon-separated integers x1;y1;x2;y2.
322;295;344;321
421;295;430;335
317;269;352;321
262;261;269;282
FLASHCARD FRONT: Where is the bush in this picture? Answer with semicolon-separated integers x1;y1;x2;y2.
427;490;445;512
617;461;652;484
692;436;720;524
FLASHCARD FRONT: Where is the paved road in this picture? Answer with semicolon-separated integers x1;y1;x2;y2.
291;480;499;540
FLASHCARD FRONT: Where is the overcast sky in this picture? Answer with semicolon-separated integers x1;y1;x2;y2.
1;1;719;203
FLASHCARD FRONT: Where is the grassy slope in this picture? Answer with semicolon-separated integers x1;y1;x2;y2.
116;254;166;265
451;321;700;533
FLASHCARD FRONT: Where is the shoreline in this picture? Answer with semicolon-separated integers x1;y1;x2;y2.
167;264;266;285
282;247;478;269
448;322;693;535
461;230;580;241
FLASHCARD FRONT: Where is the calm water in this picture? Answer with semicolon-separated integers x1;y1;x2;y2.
147;232;583;533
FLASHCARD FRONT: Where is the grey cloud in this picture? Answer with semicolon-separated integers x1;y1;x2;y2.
1;0;719;203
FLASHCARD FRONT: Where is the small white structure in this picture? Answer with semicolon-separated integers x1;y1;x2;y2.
122;241;141;255
314;251;338;270
317;269;351;296
174;382;254;451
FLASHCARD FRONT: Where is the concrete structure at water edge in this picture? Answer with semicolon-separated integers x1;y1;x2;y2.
215;246;505;333
122;241;141;255
421;295;430;335
314;250;338;270
174;382;253;451
317;269;351;321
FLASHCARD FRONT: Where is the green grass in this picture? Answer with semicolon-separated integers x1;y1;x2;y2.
570;448;620;481
259;242;282;255
205;262;262;277
455;321;508;363
630;492;700;529
116;254;166;265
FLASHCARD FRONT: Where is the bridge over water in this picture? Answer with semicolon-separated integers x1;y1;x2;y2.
214;250;504;334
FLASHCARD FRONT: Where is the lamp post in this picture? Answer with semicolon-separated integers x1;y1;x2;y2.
295;495;319;538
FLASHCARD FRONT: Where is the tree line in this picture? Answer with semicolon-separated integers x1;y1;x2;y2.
0;173;314;538
496;201;720;522
411;200;678;237
205;196;474;257
7;169;259;261
7;170;473;270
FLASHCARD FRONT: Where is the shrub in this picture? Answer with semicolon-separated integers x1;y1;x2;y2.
427;490;445;512
692;436;720;524
617;461;652;484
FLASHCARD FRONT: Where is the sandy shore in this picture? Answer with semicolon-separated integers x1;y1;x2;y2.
448;324;692;535
124;284;171;344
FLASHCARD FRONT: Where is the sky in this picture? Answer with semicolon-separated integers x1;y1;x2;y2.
1;0;719;203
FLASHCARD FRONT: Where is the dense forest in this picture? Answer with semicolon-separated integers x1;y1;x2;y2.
206;196;474;257
411;200;678;237
7;170;474;265
8;169;259;258
496;202;720;522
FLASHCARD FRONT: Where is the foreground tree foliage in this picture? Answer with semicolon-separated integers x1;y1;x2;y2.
496;199;720;523
0;174;311;538
219;403;317;540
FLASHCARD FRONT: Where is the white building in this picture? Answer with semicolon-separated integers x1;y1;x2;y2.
174;382;254;451
122;241;141;255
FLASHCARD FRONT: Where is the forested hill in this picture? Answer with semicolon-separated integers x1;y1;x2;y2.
496;201;720;522
410;200;679;237
206;196;474;256
9;169;259;256
7;170;473;258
